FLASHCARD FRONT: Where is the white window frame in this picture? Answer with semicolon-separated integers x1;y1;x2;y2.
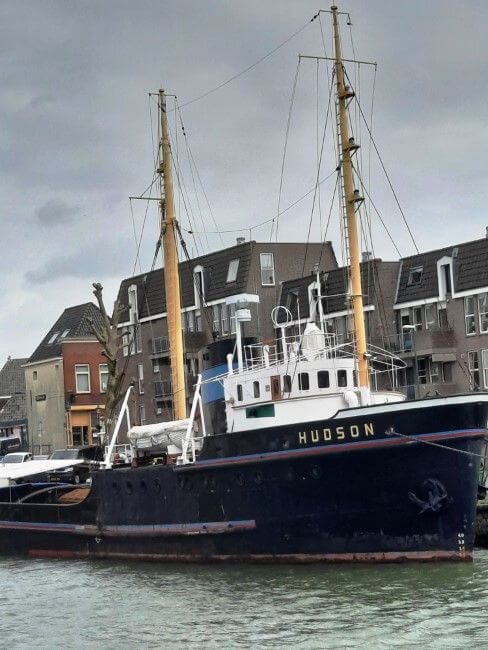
468;350;480;389
212;305;220;334
99;364;108;393
138;363;144;395
407;266;423;286
465;296;476;336
140;404;146;426
193;265;204;307
122;327;129;357
424;303;437;330
483;349;488;389
260;253;275;286
479;293;488;334
75;364;90;394
48;331;59;344
226;259;239;283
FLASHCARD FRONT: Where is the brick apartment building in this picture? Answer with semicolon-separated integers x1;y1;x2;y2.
115;239;337;428
24;303;107;453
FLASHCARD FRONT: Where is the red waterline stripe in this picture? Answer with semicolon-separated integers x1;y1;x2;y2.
178;428;486;471
28;549;473;563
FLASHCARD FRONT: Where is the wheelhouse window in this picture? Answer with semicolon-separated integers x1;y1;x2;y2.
226;259;239;283
75;364;90;393
99;364;108;393
468;351;480;389
317;371;330;388
237;384;243;401
337;370;347;387
298;373;309;391
479;293;488;333
253;381;260;398
465;296;476;335
260;253;275;286
283;375;292;393
407;266;423;286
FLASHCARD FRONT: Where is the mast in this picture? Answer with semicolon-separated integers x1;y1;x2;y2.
331;6;369;388
158;89;187;419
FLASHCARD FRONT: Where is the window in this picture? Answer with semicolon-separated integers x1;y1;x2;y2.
193;266;204;306
139;404;146;426
430;361;441;384
237;384;242;402
152;337;168;355
212;305;220;334
122;327;129;357
465;297;476;335
425;304;437;329
226;259;239;283
60;329;70;339
221;304;229;335
246;404;275;418
407;266;423;286
75;364;90;393
318;371;330;388
438;307;448;329
195;311;202;332
417;358;428;384
99;364;108;393
48;331;59;344
283;375;292;393
253;381;260;398
482;350;488;389
260;253;275;286
154;380;171;398
135;326;142;354
468;351;480;389
413;307;423;331
185;311;195;333
33;371;37;381
237;384;243;401
337;370;347;387
479;293;488;333
138;363;144;395
287;290;299;319
229;303;237;334
298;373;309;391
153;361;160;373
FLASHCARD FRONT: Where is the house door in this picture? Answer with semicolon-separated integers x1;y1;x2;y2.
271;375;281;401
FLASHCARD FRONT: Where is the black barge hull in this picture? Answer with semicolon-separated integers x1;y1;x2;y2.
0;397;486;562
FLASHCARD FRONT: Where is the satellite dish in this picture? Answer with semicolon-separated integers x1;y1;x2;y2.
271;306;292;328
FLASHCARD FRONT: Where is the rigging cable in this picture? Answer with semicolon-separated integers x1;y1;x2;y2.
272;57;301;243
343;67;419;254
179;14;319;110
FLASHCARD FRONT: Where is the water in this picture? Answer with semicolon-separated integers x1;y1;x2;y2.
2;552;488;649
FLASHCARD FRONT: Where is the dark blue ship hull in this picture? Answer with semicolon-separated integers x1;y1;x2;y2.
0;396;486;562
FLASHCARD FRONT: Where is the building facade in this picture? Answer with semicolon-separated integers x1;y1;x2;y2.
0;357;29;446
115;239;338;429
24;303;106;454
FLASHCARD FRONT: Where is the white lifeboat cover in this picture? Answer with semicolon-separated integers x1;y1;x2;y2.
128;419;190;451
301;322;325;358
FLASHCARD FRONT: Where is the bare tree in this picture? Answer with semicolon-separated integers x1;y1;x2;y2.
89;282;126;440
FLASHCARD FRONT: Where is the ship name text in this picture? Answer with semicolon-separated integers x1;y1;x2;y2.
298;422;374;446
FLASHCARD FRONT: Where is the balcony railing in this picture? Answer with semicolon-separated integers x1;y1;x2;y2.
392;327;456;355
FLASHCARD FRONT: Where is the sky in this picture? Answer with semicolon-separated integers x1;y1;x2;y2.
1;0;487;364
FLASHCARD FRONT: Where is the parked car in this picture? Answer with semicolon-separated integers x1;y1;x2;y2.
2;452;33;464
47;446;104;484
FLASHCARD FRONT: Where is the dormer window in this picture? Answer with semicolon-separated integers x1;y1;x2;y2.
407;266;423;286
48;332;60;344
128;284;138;324
260;253;275;286
287;290;299;319
60;329;70;339
226;259;239;283
193;265;204;307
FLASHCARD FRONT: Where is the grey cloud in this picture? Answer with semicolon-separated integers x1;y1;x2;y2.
35;198;80;225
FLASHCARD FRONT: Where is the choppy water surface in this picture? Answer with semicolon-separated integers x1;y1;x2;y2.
2;551;488;649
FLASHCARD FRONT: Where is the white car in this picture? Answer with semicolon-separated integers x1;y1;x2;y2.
2;452;33;464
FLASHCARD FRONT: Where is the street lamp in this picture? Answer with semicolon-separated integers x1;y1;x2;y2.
402;324;419;399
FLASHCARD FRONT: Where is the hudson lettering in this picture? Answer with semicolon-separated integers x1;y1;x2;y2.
297;422;375;446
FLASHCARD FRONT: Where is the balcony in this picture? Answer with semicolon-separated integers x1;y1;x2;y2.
393;327;457;358
398;382;459;400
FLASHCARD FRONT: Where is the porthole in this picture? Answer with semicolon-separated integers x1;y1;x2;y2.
282;439;290;449
253;471;263;485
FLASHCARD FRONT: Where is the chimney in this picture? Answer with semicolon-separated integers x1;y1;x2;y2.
236;237;245;245
362;251;373;262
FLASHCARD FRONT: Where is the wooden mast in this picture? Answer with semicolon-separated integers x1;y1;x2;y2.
331;6;369;388
158;89;187;419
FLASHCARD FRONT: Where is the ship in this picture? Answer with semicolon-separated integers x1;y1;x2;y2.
0;6;487;563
